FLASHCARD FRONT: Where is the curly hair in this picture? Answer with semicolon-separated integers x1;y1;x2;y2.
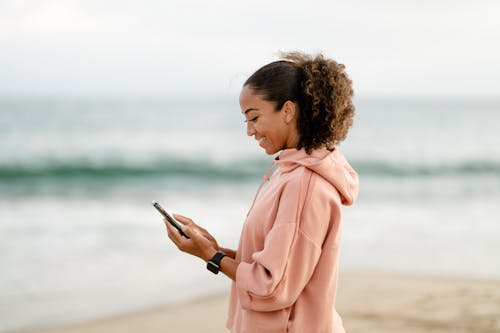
244;52;355;154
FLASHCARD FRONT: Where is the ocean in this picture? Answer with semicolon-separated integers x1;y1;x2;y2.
1;96;499;332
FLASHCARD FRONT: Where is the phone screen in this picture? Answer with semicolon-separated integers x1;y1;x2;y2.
152;201;190;238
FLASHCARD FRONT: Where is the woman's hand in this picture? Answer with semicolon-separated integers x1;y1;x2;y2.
164;214;218;262
174;214;220;250
165;214;239;281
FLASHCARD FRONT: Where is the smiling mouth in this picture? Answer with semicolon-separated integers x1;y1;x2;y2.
257;137;266;147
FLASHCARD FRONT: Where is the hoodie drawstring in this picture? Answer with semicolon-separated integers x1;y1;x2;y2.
246;161;276;216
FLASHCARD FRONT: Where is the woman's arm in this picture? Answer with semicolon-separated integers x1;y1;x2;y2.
219;255;239;281
219;247;236;259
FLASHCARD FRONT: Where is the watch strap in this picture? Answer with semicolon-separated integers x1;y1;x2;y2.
207;251;226;274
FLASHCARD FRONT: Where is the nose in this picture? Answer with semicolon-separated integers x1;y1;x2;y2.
246;121;255;137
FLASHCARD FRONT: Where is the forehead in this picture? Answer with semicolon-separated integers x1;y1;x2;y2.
239;86;267;113
239;86;258;103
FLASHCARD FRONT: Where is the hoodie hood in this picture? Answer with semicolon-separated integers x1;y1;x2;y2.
275;148;359;205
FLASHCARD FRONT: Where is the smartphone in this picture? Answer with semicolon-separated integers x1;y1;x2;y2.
152;200;190;239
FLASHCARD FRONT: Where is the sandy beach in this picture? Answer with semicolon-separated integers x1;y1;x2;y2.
16;270;500;333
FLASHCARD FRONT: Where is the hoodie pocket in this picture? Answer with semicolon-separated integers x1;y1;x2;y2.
240;307;292;333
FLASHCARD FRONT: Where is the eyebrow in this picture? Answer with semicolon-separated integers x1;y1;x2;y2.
243;108;259;115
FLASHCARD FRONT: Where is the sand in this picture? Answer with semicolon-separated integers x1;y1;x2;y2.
17;270;500;333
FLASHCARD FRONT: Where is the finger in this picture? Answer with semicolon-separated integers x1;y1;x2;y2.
180;224;200;241
173;214;191;225
165;219;182;244
165;218;196;249
173;214;193;226
165;221;178;242
173;215;208;235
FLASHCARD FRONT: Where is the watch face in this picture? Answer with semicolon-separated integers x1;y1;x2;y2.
207;261;220;274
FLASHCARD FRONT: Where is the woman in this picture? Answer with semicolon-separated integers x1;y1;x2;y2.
165;52;359;333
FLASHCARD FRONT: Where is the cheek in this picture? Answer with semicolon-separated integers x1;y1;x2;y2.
254;115;283;142
252;121;264;135
259;125;275;142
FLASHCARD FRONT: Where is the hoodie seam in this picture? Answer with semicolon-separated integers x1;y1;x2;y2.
296;171;318;243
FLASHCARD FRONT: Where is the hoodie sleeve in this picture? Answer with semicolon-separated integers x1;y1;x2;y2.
235;171;333;312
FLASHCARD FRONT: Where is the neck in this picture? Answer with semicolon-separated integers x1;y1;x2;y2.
284;127;300;150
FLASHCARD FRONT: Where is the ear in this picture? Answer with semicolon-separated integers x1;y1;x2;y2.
282;101;297;124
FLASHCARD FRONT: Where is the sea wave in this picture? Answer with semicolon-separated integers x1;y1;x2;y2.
0;157;269;183
354;160;500;177
1;157;499;184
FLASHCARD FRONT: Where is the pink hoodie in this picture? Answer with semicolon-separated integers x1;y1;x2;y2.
226;148;359;333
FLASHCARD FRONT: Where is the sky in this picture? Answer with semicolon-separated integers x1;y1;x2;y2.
0;0;499;98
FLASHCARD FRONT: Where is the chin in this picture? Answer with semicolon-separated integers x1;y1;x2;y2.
264;147;279;155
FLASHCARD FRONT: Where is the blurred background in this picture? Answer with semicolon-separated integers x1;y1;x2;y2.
1;0;499;332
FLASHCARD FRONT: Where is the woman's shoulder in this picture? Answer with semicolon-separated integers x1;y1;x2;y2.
277;165;342;217
281;164;339;196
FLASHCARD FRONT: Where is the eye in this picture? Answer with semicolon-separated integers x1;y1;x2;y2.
244;116;258;123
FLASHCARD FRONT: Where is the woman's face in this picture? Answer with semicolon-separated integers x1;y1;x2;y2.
239;85;298;155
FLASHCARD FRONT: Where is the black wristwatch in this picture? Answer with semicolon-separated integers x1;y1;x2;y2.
207;251;226;274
